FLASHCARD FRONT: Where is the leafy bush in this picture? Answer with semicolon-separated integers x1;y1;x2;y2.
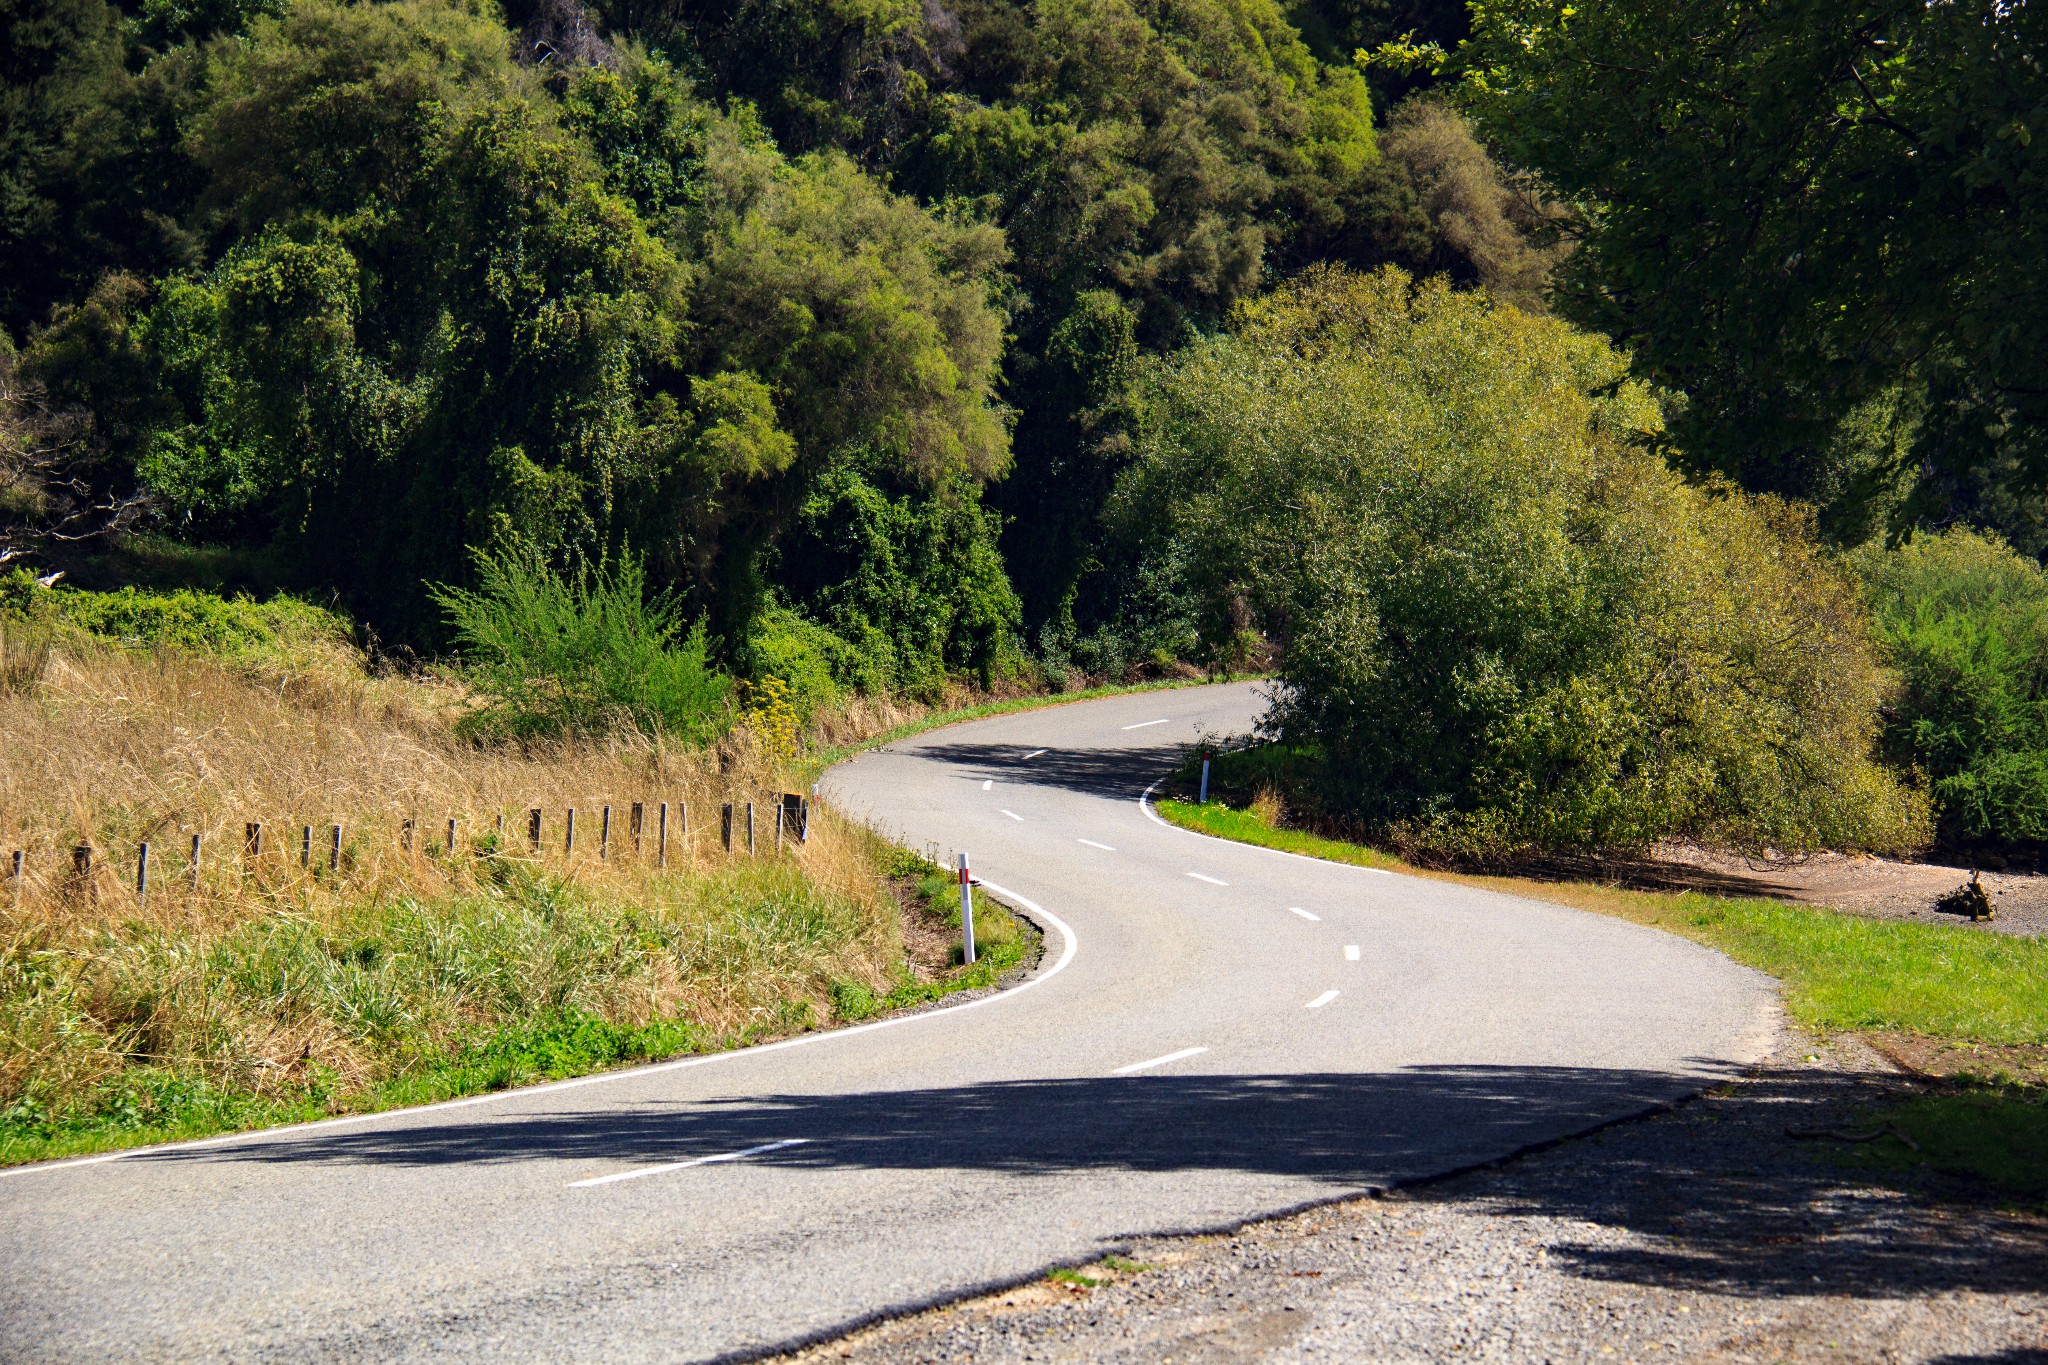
0;567;354;669
1856;528;2048;849
1121;265;1927;858
773;463;1023;694
432;546;729;742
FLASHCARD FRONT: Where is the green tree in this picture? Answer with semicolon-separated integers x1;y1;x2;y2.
1121;265;1927;857
1857;529;2048;850
1461;0;2048;542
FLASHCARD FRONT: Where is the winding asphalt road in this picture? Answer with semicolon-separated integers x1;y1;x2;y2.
0;683;1778;1362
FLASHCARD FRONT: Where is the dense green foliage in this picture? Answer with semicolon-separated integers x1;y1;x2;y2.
1;564;352;662
1461;0;2048;547
1857;530;2048;850
7;0;2048;853
1125;267;1926;856
431;545;729;741
1;0;1021;676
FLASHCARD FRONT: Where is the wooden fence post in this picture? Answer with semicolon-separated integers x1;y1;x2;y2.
721;803;732;853
600;805;611;861
301;825;312;869
446;816;457;857
136;842;150;902
630;802;644;856
10;849;21;908
656;802;668;869
565;807;576;856
329;824;342;872
244;823;261;858
527;808;542;854
746;802;755;856
189;834;201;888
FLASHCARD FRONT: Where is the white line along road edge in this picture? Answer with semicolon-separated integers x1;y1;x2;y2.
1121;719;1171;730
2;878;1078;1183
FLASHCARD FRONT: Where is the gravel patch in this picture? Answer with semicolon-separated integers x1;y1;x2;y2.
776;1033;2048;1365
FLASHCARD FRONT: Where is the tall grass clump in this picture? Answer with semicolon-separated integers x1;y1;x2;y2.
1120;265;1928;860
432;546;730;742
1856;528;2048;852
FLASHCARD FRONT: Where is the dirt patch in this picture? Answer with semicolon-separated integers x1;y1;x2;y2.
1864;1031;2048;1087
885;877;962;983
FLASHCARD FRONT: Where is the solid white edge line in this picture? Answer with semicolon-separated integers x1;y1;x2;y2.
1186;871;1227;885
1305;991;1341;1009
1140;781;1400;877
1345;945;1361;960
1112;1046;1208;1075
569;1138;810;1188
1;878;1078;1182
1120;718;1171;730
1076;838;1116;851
1000;809;1024;821
1023;749;1047;759
1289;907;1321;921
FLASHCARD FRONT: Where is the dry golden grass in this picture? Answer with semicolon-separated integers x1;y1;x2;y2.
0;637;847;927
0;635;921;1149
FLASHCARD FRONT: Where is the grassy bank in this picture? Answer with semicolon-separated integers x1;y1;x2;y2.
0;598;1056;1166
1157;795;2048;1201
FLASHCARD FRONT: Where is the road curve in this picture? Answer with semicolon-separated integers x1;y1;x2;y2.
0;683;1778;1362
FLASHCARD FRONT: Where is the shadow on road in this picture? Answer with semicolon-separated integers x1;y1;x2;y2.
145;1064;1703;1186
906;741;1230;798
142;1061;2048;1301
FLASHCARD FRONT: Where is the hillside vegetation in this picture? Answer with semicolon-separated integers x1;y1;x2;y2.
3;2;2046;875
0;583;1028;1163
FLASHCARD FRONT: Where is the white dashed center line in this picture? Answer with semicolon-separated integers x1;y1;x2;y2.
981;779;993;790
1186;871;1227;885
1000;809;1024;821
1077;838;1116;851
569;1138;810;1188
1121;718;1170;730
1023;749;1047;759
1344;945;1361;961
1288;907;1321;921
1305;991;1340;1010
1112;1047;1208;1075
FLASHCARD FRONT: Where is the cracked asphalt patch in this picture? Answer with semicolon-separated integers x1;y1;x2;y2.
780;1033;2048;1365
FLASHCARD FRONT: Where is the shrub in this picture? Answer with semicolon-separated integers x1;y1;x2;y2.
0;567;355;672
1855;528;2048;849
432;545;729;742
1120;265;1927;858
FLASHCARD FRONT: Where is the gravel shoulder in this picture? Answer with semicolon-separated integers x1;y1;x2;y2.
778;1029;2048;1365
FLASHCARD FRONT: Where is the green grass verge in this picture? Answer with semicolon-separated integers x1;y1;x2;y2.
0;854;1019;1167
1843;1082;2048;1201
1160;795;2048;1200
1158;798;2048;1044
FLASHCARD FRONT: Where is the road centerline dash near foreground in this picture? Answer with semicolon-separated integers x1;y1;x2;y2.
569;1139;811;1189
1112;1047;1210;1076
1077;838;1116;851
1187;871;1228;885
1120;718;1171;730
1305;991;1340;1009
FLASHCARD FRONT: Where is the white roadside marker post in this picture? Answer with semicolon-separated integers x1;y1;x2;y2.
1199;750;1211;804
958;850;977;965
